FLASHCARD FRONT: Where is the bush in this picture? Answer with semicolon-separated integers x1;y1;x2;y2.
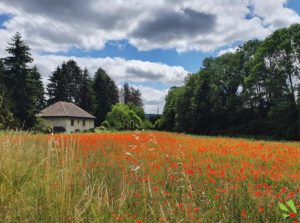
154;118;163;130
105;103;143;130
127;102;145;120
143;119;154;130
31;118;52;133
101;120;110;129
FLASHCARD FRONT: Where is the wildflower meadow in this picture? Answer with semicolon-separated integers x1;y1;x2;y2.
0;131;300;222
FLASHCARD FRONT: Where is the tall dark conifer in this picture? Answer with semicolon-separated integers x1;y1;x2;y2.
47;60;83;105
3;32;37;128
93;68;119;124
47;66;68;104
122;82;143;107
0;59;14;129
79;68;96;114
29;66;46;110
64;60;82;103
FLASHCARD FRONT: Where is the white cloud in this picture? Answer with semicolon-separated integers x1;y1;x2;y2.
33;54;188;85
250;0;300;28
0;0;299;53
217;46;239;56
0;0;300;113
132;85;168;114
30;54;187;113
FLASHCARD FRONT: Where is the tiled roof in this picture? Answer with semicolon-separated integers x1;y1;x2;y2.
40;101;95;119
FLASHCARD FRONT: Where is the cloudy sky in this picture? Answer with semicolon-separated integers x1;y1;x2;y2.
0;0;300;113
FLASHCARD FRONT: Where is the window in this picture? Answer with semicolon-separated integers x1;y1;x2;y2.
83;120;86;127
78;120;80;124
71;119;74;126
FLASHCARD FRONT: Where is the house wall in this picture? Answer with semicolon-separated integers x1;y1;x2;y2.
43;117;68;132
65;118;94;133
43;117;95;133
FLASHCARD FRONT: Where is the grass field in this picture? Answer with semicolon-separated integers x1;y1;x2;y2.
0;131;300;222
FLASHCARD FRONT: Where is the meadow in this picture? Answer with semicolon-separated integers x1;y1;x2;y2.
0;131;300;223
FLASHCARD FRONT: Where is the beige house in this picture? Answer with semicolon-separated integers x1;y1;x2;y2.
40;101;95;133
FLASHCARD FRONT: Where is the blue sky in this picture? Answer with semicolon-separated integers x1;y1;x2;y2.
288;0;300;14
0;0;300;113
50;41;213;73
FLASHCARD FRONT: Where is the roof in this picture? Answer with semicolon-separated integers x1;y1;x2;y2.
40;101;96;119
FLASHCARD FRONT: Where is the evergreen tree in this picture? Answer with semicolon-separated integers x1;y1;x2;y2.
47;66;69;104
0;59;4;84
29;66;46;110
0;90;14;129
123;82;131;104
93;68;119;125
131;87;143;107
3;32;37;128
64;60;82;103
0;60;14;129
122;82;143;107
47;60;83;105
79;68;96;114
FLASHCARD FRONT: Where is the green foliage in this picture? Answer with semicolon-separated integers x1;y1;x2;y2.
0;90;14;129
101;120;110;129
31;118;52;133
160;86;184;131
93;68;119;125
160;24;300;140
143;119;154;129
127;102;145;120
47;60;83;105
154;118;162;130
121;82;143;107
47;65;69;104
29;66;46;110
3;32;40;128
105;103;143;130
79;68;97;115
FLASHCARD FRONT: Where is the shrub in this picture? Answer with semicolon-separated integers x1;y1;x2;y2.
105;103;143;130
31;118;52;133
143;119;154;130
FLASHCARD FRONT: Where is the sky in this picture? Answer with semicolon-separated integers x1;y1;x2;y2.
0;0;300;113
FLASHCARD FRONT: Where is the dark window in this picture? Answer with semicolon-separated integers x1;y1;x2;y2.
78;120;80;124
83;120;86;127
71;119;74;126
53;126;66;133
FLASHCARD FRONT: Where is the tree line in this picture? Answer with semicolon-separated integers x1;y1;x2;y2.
0;33;143;130
158;24;300;140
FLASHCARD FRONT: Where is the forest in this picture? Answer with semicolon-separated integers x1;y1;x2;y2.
158;24;300;140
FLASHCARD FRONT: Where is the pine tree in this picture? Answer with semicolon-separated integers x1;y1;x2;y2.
0;59;4;84
47;60;83;105
30;66;46;110
79;68;96;114
131;87;143;107
0;90;14;129
3;32;37;128
47;66;69;104
122;82;143;107
93;68;119;125
0;59;14;129
64;60;82;103
123;82;131;104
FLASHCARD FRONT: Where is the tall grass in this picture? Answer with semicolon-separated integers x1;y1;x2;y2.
0;132;117;222
0;131;299;222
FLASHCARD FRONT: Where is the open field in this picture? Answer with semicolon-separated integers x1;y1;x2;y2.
0;131;300;222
